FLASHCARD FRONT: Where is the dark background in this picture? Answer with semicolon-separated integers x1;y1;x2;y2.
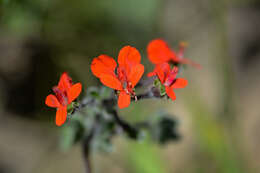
0;0;260;172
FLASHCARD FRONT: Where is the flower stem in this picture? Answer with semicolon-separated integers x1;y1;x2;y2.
82;115;101;173
110;110;139;139
83;148;92;173
82;129;94;173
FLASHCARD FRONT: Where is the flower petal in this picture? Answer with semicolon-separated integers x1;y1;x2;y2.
165;86;176;101
172;78;188;89
45;94;60;108
118;46;141;68
147;39;173;64
91;55;117;77
99;74;123;90
118;91;131;109
68;83;82;103
58;72;72;91
128;64;144;87
91;55;117;78
147;71;156;77
56;106;67;126
155;63;171;83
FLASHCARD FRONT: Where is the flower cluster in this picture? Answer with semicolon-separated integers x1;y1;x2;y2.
45;73;82;126
147;64;187;101
45;39;200;126
147;39;201;68
91;46;144;108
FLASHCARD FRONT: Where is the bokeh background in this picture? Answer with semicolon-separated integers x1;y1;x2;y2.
1;0;260;172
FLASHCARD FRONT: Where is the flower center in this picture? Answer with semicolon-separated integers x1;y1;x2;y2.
53;86;68;106
117;67;135;96
164;68;178;87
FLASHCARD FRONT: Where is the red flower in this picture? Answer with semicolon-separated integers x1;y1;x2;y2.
45;72;82;126
147;39;201;68
91;46;144;109
148;63;188;101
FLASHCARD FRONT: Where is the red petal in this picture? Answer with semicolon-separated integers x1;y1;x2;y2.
118;46;141;70
68;83;82;103
128;64;144;87
147;39;173;64
91;55;117;78
165;86;176;101
45;94;60;108
58;72;72;91
56;106;67;126
155;63;171;83
99;74;123;90
118;91;131;109
147;71;156;77
172;78;188;89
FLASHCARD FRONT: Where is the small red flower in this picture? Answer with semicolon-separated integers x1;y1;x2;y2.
147;39;201;68
91;46;144;109
148;63;188;101
45;72;82;126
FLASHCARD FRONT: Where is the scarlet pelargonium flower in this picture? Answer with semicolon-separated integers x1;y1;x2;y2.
91;46;144;109
45;73;82;126
147;39;201;68
148;63;188;101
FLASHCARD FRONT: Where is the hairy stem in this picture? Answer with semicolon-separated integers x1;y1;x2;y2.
110;110;139;139
82;115;101;173
82;134;93;173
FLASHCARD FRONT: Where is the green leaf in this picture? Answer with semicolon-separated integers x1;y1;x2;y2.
147;113;180;145
155;116;180;144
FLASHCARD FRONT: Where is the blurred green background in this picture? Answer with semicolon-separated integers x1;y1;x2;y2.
0;0;260;172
